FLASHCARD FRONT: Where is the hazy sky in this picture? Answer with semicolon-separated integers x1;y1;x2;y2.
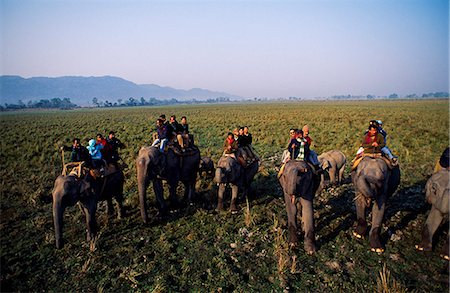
1;0;448;98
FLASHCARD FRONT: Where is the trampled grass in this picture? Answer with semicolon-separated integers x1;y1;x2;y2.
0;100;448;291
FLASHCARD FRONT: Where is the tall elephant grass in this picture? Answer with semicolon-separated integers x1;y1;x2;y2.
0;100;448;292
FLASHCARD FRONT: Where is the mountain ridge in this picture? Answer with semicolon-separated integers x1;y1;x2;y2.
0;75;241;105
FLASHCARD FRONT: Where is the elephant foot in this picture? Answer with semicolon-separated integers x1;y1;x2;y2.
415;243;432;252
216;200;224;212
288;225;298;246
370;247;384;254
369;227;384;253
304;232;316;255
230;200;238;214
354;218;367;239
56;238;64;249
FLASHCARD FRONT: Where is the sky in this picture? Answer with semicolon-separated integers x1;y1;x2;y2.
0;0;448;99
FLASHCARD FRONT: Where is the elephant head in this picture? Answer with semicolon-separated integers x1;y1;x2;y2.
214;156;242;185
52;174;96;249
136;146;165;223
279;160;314;200
416;169;449;257
425;170;450;214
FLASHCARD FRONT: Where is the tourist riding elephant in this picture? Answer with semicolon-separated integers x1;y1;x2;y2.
136;146;200;223
278;160;320;254
318;150;346;190
352;156;400;253
52;166;125;249
199;156;215;178
415;169;449;259
214;155;259;213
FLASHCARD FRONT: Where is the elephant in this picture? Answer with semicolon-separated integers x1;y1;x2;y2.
199;156;215;178
278;160;320;254
318;150;346;190
351;156;400;253
214;154;259;213
136;145;200;223
52;165;125;249
415;169;449;259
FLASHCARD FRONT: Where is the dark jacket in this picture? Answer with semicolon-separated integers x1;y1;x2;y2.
180;123;189;134
239;134;252;147
107;137;125;162
63;144;91;163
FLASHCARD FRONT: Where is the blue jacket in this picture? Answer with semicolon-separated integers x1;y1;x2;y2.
86;139;103;160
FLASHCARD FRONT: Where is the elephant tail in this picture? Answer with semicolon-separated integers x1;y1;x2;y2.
357;175;379;198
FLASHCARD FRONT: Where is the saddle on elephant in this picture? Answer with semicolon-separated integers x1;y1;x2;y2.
351;153;396;171
62;160;120;181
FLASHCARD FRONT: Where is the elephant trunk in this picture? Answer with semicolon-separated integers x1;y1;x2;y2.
357;175;380;198
52;186;65;249
137;157;149;224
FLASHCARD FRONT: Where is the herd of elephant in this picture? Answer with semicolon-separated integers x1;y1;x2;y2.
51;145;449;260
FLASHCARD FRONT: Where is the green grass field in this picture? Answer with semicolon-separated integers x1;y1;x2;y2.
1;100;448;291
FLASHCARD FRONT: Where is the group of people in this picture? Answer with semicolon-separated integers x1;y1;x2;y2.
223;126;259;166
61;131;125;169
279;120;398;176
356;119;397;164
151;114;190;153
279;124;321;176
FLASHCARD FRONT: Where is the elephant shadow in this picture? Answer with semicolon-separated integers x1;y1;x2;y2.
381;180;442;245
314;184;355;249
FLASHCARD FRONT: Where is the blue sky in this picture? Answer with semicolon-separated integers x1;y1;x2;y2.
1;0;448;98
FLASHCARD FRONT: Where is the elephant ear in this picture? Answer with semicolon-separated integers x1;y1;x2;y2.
322;159;331;170
79;179;94;199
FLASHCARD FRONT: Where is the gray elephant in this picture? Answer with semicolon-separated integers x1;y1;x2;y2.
52;166;125;249
214;155;259;213
415;169;449;259
136;146;200;223
278;160;320;254
318;150;346;189
352;156;400;252
199;156;215;178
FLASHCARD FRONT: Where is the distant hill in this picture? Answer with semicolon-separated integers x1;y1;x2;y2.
0;75;241;105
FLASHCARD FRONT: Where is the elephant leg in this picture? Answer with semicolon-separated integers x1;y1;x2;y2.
81;199;97;243
329;168;337;185
417;207;444;251
369;199;386;252
230;184;239;214
114;192;125;220
442;235;449;260
216;183;226;211
300;197;315;254
183;181;195;205
354;193;367;239
153;179;167;215
284;193;298;246
338;166;345;185
106;199;114;216
168;183;181;210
